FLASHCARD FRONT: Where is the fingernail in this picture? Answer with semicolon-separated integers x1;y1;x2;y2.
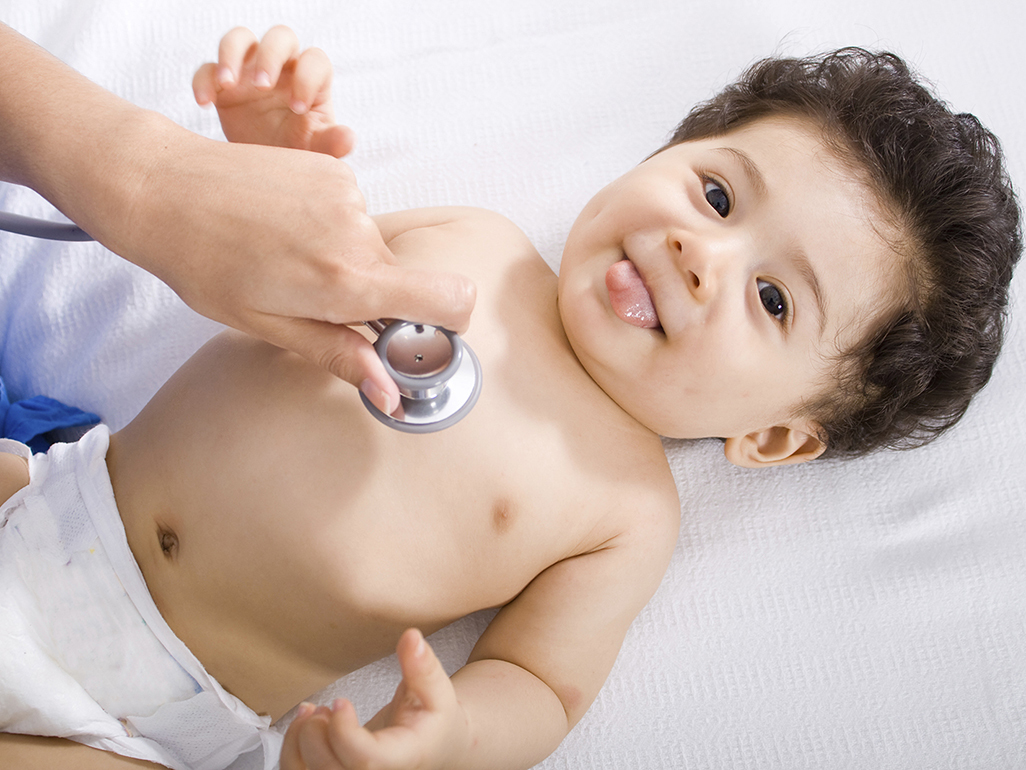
216;66;235;86
297;702;315;718
255;70;272;88
330;699;345;713
414;631;426;657
290;99;309;115
360;379;392;415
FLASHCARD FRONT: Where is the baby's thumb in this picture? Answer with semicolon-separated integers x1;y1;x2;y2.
310;124;356;158
396;629;451;712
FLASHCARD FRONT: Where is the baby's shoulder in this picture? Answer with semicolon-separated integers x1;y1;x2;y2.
610;451;681;550
563;429;681;558
375;205;525;239
374;206;538;275
551;441;680;594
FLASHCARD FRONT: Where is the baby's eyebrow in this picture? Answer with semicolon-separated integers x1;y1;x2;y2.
713;147;767;197
792;244;827;337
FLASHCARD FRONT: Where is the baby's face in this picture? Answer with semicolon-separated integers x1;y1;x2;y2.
557;116;903;445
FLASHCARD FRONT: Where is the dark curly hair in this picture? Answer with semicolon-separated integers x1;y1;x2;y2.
660;48;1022;457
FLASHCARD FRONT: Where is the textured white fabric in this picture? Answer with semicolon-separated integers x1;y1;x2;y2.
0;427;281;770
0;2;1023;769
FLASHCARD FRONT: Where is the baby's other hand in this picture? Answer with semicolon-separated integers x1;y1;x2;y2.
279;629;468;769
193;25;354;157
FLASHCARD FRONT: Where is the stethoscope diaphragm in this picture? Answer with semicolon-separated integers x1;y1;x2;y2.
360;319;482;433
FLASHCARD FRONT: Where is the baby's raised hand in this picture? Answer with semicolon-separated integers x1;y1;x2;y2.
280;629;468;770
193;25;354;157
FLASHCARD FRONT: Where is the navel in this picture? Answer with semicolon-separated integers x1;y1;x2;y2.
158;525;179;560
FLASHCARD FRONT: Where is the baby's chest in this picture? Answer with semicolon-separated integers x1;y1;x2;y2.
331;424;631;612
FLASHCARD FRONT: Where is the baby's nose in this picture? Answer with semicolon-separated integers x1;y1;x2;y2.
670;230;727;302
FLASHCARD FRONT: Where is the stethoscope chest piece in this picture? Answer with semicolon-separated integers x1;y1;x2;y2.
360;320;482;433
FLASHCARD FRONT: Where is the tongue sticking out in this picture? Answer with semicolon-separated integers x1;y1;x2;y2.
605;259;660;328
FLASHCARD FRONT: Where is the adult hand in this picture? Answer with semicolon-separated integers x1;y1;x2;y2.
0;24;475;414
182;24;477;411
130;127;475;415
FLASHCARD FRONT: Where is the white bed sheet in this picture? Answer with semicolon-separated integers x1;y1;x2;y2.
0;1;1023;768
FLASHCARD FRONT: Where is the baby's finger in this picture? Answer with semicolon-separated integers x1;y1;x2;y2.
297;709;345;770
192;62;219;106
310;125;357;158
280;703;317;770
395;629;453;713
325;699;406;768
290;46;335;115
216;26;258;87
253;24;302;90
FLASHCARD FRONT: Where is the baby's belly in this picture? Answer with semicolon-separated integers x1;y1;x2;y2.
129;452;561;719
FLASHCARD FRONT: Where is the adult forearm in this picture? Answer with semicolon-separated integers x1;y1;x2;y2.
0;23;161;252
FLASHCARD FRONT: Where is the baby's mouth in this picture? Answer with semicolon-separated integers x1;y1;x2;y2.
605;257;661;329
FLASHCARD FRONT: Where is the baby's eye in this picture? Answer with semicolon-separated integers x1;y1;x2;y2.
757;279;788;322
704;180;730;217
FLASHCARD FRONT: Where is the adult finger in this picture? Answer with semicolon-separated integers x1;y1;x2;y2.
253;25;301;89
256;315;401;415
360;262;477;335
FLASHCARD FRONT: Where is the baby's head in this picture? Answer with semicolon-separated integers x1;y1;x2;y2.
558;48;1021;464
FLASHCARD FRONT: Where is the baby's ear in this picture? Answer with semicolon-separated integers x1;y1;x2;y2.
723;424;826;468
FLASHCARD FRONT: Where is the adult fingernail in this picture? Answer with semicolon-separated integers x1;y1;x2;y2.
360;379;392;416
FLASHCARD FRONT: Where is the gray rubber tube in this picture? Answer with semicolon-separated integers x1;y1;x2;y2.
0;211;93;241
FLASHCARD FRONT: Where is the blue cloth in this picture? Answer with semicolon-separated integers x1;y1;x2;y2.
0;376;100;453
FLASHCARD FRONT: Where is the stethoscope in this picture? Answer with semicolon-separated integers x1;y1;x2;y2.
0;209;482;433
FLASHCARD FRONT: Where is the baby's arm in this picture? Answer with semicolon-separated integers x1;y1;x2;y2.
283;499;679;770
193;26;354;157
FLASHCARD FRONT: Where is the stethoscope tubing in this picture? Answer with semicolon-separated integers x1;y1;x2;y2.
0;211;92;241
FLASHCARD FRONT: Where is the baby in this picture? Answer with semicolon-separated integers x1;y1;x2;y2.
0;26;1020;770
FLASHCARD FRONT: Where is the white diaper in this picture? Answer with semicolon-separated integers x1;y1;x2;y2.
0;426;283;770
